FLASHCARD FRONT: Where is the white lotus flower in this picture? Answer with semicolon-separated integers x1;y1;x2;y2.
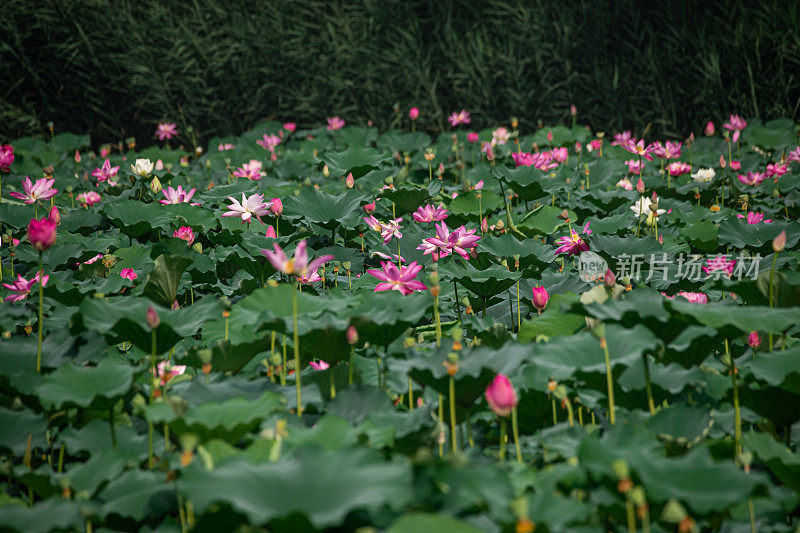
691;168;715;183
631;197;666;219
131;158;154;177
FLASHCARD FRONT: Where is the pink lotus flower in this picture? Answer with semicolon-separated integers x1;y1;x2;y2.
265;225;277;238
74;151;81;163
737;212;772;224
0;144;14;172
270;197;283;217
257;134;282;152
418;222;480;260
77;191;101;207
326;117;345;131
218;143;235;151
83;254;103;265
484;374;518;417
298;269;323;284
409;107;420;121
261;239;333;278
531;286;549;311
156;122;178;141
159;186;199;205
28;217;57;251
10;176;58;204
154;361;186;386
371;251;407;263
473;179;484;190
625;159;644;175
467;132;479;143
3;272;48;302
550;147;568;163
447;110;471;127
702;255;736;278
492;127;510;145
652;141;682;159
91;159;120;185
511;152;536;167
155;159;164;171
621;139;655;161
722;114;747;143
481;142;495;161
588;139;603;152
233;160;265;181
222;192;270;224
737;172;766;186
380;218;403;244
283;122;297;133
787;146;800;163
729;160;741;171
367;261;428;295
616;177;633;190
668;162;691;176
611;131;632;146
363;215;382;232
413;204;448;223
173;226;195;245
120;268;137;281
555;222;591;256
766;163;788;178
309;360;330;371
704;121;715;136
677;291;708;304
748;331;761;349
48;206;61;226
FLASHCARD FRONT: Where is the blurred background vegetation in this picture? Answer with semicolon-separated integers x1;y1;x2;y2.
1;0;799;144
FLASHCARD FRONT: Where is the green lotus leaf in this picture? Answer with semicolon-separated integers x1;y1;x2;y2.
320;146;391;177
282;188;365;229
38;356;134;409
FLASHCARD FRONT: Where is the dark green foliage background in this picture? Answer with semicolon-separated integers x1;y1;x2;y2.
1;0;799;143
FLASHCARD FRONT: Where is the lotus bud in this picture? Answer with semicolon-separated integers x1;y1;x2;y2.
467;132;479;143
574;141;582;153
265;225;276;238
149;176;162;194
195;146;203;157
408;107;420;120
636;177;645;194
658;234;663;245
346;325;359;345
44;165;54;176
192;242;203;253
427;269;439;285
481;217;489;233
322;164;330;177
558;209;570;222
772;230;786;252
730;160;741;171
484;374;518;417
345;172;354;189
27;217;57;251
74;150;81;163
570;104;577;116
131;158;154;177
747;331;761;349
146;305;160;330
531;286;549;311
48;206;61;226
494;219;505;231
604;268;616;288
270;198;283;216
546;130;554;143
704;121;715;136
719;155;726;168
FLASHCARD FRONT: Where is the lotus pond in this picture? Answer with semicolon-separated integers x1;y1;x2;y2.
0;115;800;532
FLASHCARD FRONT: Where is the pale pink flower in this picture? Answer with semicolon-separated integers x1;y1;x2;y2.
737;172;767;187
367;261;428;295
261;239;333;278
222;192;270;224
668;162;691;176
91;159;120;185
309;360;330;371
10;176;58;204
678;291;708;304
77;191;102;207
156;122;178;141
447;110;471;127
616;178;633;191
380;218;403;245
256;134;282;152
120;268;137;281
722;114;747;143
326;117;345;131
218;143;235;151
3;272;48;302
611;131;632;146
652;141;682;159
736;212;772;224
555;222;591;256
363;215;382;232
419;222;480;260
159;186;199;205
703;255;736;278
491;127;510;145
621;139;655;161
233;160;265;181
787;146;800;163
154;361;186;386
283;122;297;133
0;144;14;172
413;204;448;223
83;254;103;265
625;159;644;175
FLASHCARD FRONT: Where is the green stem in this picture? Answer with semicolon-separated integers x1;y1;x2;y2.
293;282;302;417
602;337;616;425
551;398;557;424
438;393;444;457
433;294;442;346
149;328;156;468
348;347;354;385
408;377;414;410
329;370;336;400
728;339;741;464
109;402;117;449
499;417;507;462
768;251;778;350
626;499;636;533
643;353;655;415
511;407;522;463
36;252;44;373
281;336;287;386
453;280;463;328
449;376;458;454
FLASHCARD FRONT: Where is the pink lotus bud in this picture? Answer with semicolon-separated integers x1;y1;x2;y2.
155;159;164;171
270;198;283;216
636;178;645;194
100;147;110;158
74;150;81;163
409;107;420;121
748;331;761;349
146;305;160;329
531;286;550;311
481;217;489;233
603;268;616;288
346;325;359;345
283;122;296;133
773;230;786;252
730;160;741;171
362;202;375;214
173;226;195;245
48;206;61;226
27;217;57;251
437;163;445;174
345;172;354;189
574;141;582;153
689;132;695;143
484;374;518;417
467;132;479;143
658;234;663;245
265;225;277;238
546;130;554;143
650;191;658;203
705;121;715;136
570;104;577;116
270;153;277;162
719;155;726;168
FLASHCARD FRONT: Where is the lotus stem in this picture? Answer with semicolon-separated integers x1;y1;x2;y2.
511;407;522;463
626;499;636;533
293;282;302;417
768;251;778;350
281;335;287;386
551;398;557;424
348;346;354;385
36;252;44;373
148;328;157;468
449;376;458;454
453;281;463;328
499;417;507;462
565;398;574;427
601;336;616;425
329;370;336;400
408;377;414;410
438;393;444;457
727;339;741;464
643;353;655;415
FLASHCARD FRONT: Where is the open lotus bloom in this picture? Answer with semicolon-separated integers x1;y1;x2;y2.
367;261;428;295
261;239;333;278
691;168;715;182
10;176;58;204
3;272;48;302
222;192;270;223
